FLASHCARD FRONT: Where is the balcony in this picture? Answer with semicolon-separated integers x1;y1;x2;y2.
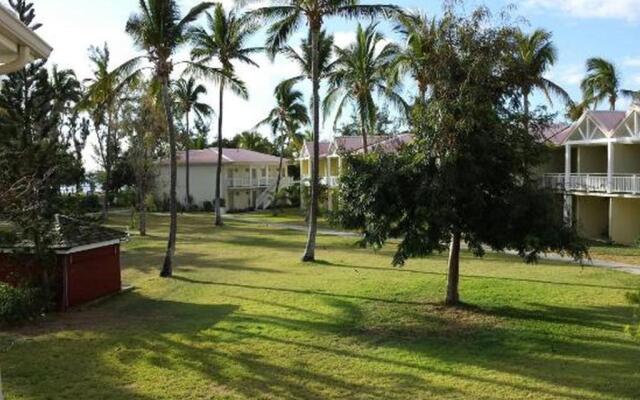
543;173;640;195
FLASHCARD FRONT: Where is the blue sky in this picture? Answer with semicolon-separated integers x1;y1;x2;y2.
26;0;640;169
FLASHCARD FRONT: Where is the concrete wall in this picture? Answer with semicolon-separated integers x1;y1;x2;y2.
577;146;607;173
613;144;640;174
610;198;640;245
575;196;609;240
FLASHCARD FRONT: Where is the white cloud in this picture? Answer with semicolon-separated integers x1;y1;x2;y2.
545;64;584;87
525;0;640;21
623;57;640;67
333;31;356;49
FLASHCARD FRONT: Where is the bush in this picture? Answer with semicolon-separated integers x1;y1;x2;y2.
0;283;48;324
203;201;213;212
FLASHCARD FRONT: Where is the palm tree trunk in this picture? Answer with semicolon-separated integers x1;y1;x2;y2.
139;179;147;237
215;82;225;226
160;77;178;278
610;95;616;111
302;24;321;262
445;231;462;306
274;139;285;212
102;112;113;219
361;117;369;155
185;111;191;209
523;88;530;131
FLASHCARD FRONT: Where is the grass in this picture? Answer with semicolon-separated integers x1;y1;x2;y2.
229;208;333;230
1;213;640;400
587;240;640;266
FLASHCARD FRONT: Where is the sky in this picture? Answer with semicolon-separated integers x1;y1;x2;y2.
25;0;640;170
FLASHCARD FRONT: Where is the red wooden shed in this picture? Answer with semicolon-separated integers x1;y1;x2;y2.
0;215;128;311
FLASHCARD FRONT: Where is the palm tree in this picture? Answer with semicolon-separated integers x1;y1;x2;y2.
123;0;214;278
256;80;309;205
253;0;399;262
50;65;82;120
393;11;437;105
173;77;213;208
189;4;261;226
581;58;621;111
81;43;134;218
324;23;407;153
279;29;336;88
513;29;570;123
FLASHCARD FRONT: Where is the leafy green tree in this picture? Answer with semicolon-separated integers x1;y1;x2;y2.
581;58;621;111
334;8;587;306
173;77;213;208
189;4;260;226
256;80;309;204
123;0;214;277
253;0;399;262
512;29;570;124
324;23;407;153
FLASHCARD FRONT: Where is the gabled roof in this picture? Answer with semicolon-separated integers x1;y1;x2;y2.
1;215;127;251
163;148;282;166
330;136;389;154
355;134;414;154
302;141;332;158
587;111;627;132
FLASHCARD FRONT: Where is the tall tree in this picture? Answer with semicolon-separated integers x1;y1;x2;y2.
256;80;309;204
581;58;621;111
173;77;213;208
253;0;399;262
123;0;214;277
513;29;570;123
393;11;437;105
279;29;336;88
81;44;133;217
235;131;273;154
324;23;407;153
189;4;260;226
334;8;587;306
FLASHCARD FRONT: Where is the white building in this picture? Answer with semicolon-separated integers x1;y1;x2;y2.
542;107;640;244
158;148;292;212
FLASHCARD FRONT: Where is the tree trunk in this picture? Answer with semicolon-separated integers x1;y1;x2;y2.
361;118;369;155
273;139;285;212
445;231;462;306
523;88;530;132
102;112;113;219
185;111;191;209
139;180;147;237
160;78;178;278
302;24;321;262
610;95;616;112
215;82;225;226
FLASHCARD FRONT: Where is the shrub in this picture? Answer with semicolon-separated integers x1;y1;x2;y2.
203;201;213;212
0;283;48;324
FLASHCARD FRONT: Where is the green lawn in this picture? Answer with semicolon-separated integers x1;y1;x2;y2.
2;213;640;400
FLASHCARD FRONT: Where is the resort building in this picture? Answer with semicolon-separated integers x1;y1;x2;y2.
158;148;292;212
0;4;52;74
298;134;414;209
542;106;640;245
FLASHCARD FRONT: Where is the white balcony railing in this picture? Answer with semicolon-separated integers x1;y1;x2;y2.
542;173;640;195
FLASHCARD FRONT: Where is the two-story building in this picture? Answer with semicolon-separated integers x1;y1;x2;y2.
158;148;292;212
542;107;640;245
298;134;414;209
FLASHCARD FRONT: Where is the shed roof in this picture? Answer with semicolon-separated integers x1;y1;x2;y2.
0;215;127;251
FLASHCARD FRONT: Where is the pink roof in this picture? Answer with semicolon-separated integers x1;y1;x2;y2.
539;124;571;145
587;111;626;131
355;134;414;153
163;148;281;166
303;141;331;158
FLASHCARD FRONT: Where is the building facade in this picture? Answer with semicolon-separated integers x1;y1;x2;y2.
158;148;292;212
542;107;640;245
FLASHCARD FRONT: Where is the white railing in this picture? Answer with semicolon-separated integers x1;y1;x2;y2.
228;177;252;188
543;173;640;194
255;176;295;210
319;176;339;188
228;176;276;188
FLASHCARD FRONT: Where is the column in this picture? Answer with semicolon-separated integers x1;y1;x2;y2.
565;144;571;190
327;157;332;185
564;195;573;226
607;141;614;193
249;166;253;187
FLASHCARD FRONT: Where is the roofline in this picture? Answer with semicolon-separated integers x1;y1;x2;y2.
0;5;52;60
